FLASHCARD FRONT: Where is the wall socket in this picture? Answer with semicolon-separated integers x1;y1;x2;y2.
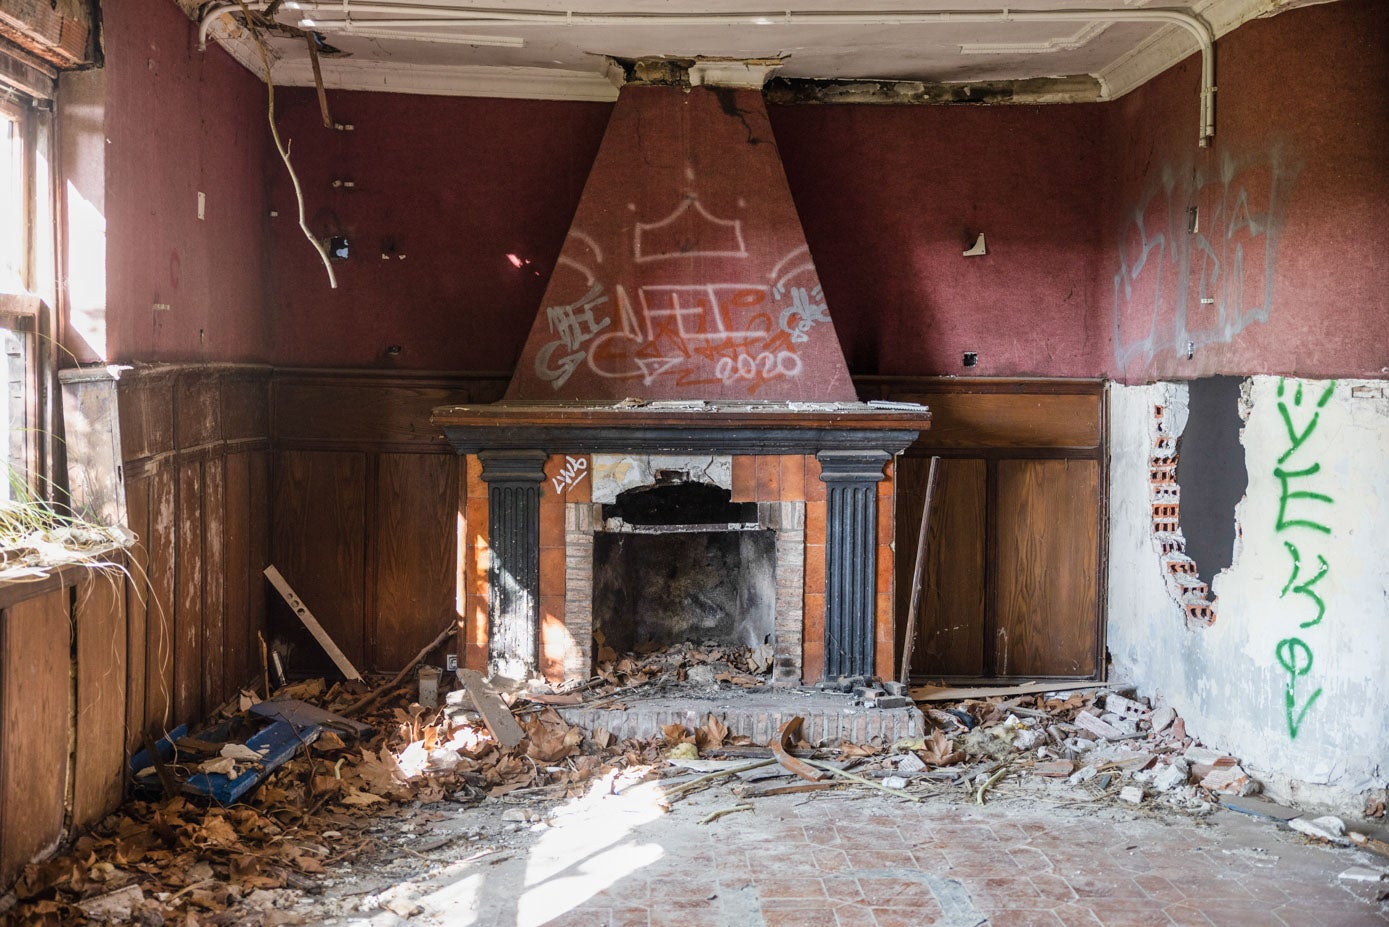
445;653;458;672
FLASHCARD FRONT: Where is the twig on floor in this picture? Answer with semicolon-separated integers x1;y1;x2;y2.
699;804;753;825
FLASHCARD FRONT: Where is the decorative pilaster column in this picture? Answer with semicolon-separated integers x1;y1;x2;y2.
817;449;890;678
479;449;548;679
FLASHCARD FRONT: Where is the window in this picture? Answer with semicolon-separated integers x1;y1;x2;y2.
0;88;49;503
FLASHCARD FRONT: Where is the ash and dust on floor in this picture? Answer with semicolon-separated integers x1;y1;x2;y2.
12;643;1389;927
248;776;1388;927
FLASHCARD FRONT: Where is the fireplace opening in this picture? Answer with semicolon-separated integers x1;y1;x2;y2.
601;471;756;526
591;477;775;658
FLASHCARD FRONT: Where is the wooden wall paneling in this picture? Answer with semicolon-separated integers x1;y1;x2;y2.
270;450;367;674
174;369;222;450
896;457;988;678
202;455;226;710
116;369;174;463
0;589;71;888
73;572;127;829
144;465;176;739
123;475;150;756
248;451;271;687
373;453;457;671
271;376;500;448
995;459;1100;677
223;452;251;696
174;460;203;725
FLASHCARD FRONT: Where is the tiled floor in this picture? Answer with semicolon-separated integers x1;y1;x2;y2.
303;776;1389;927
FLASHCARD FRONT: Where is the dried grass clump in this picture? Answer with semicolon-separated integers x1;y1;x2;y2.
0;483;134;582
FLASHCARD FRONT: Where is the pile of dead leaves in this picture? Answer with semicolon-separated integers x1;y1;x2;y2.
593;637;772;690
2;679;666;926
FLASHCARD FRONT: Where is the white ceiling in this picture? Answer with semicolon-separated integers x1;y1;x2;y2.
198;0;1315;102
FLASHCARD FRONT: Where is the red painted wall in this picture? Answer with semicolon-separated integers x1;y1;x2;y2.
102;0;272;363
771;102;1109;378
254;0;1385;383
1102;0;1389;383
506;86;855;401
264;89;609;371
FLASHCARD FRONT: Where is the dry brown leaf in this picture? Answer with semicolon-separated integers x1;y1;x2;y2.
921;729;965;766
840;742;881;757
700;715;729;749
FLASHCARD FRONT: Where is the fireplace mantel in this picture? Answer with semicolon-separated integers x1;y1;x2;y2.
434;399;929;682
432;400;929;455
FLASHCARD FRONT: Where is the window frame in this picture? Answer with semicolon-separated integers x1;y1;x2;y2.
0;78;55;504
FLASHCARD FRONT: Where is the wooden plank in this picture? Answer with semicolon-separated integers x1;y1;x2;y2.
0;588;71;887
145;465;177;738
202;455;227;710
265;565;363;681
123;475;151;757
889;391;1101;450
995;459;1100;678
220;370;270;442
910;681;1107;701
896;458;987;677
174;459;204;725
271;379;476;447
457;669;523;748
223;452;251;695
248;451;271;675
270;450;367;674
116;368;175;463
373;453;456;671
174;369;222;450
74;571;128;829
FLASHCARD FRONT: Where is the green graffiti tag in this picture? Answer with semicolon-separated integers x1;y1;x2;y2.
1274;637;1322;739
1272;378;1336;740
1279;541;1327;628
1275;380;1335;465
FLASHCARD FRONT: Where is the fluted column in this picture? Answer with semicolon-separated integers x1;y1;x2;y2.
479;450;548;679
817;449;890;678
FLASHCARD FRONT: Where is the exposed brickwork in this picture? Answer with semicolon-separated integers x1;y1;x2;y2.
1149;405;1217;628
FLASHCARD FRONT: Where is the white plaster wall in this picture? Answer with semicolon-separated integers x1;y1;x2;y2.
1108;377;1389;808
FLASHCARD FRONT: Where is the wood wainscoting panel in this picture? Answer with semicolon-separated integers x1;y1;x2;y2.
373;453;459;670
74;572;128;829
174;460;204;726
896;457;988;678
0;588;71;888
271;450;368;672
995;458;1100;678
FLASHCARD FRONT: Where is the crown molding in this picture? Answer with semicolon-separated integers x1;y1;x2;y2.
1096;0;1279;101
205;0;1294;106
211;29;619;102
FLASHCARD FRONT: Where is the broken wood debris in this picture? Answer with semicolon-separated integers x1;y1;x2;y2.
264;565;363;681
457;669;525;748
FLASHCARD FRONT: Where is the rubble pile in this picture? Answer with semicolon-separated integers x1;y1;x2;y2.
1;675;669;926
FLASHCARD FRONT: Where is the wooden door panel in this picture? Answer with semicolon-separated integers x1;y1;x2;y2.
896;457;988;678
271;451;367;673
374;454;458;671
996;459;1099;677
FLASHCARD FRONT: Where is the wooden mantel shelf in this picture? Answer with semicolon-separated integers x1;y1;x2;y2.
431;400;931;455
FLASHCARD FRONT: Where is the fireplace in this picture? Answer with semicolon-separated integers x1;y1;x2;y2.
435;406;926;684
433;78;928;684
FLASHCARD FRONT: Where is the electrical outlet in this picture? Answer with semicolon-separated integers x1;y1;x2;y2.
445;653;458;672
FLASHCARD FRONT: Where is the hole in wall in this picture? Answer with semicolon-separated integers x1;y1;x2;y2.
1175;376;1249;590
